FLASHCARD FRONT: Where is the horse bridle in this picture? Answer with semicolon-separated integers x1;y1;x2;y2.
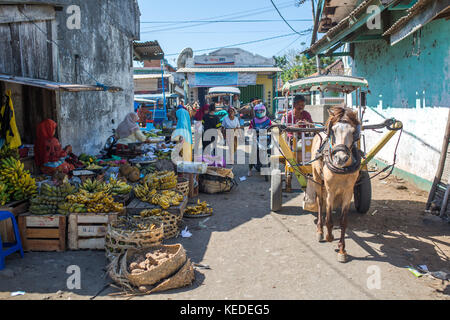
324;121;361;174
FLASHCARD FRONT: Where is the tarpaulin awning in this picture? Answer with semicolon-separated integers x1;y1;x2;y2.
0;74;123;92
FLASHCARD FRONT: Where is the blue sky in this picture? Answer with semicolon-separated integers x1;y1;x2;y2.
137;0;315;66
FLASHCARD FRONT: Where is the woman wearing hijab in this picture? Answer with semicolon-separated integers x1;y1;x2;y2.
222;107;241;161
116;112;149;147
35;119;75;175
173;104;193;162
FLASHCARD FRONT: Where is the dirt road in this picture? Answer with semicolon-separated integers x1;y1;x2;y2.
0;165;449;300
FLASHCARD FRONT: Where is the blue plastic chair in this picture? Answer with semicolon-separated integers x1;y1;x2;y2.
0;211;24;270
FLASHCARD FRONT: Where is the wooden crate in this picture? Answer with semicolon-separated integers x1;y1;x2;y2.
68;212;118;250
18;214;66;252
126;195;188;217
0;200;30;243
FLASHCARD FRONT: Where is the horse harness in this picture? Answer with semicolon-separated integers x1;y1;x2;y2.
316;121;362;175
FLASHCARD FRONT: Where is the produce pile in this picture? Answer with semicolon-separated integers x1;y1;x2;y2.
136;163;156;176
119;164;141;183
78;153;98;166
98;159;128;167
0;147;19;160
140;208;171;218
134;184;184;209
143;171;177;190
128;247;174;275
108;177;132;196
185;200;213;216
155;149;172;161
114;216;158;232
0;183;10;206
30;183;77;215
0;157;37;203
79;178;111;193
65;190;124;214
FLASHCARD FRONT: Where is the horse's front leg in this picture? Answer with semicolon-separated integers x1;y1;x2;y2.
337;195;352;263
316;187;325;242
325;192;334;243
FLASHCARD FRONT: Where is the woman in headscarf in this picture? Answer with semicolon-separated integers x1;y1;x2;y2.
116;112;149;147
222;107;241;162
172;104;193;162
35;119;75;175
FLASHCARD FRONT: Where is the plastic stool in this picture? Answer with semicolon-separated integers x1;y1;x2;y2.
0;211;24;271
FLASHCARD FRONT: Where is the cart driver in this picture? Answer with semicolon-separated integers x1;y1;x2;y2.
281;95;314;145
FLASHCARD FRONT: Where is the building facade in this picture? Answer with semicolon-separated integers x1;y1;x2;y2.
0;0;140;155
177;48;281;113
305;0;450;190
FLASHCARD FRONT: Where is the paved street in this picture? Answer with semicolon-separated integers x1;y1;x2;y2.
0;164;448;300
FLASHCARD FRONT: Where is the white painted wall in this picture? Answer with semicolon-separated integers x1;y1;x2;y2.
360;105;448;182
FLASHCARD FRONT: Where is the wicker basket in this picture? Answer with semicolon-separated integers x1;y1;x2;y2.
105;217;164;260
122;245;187;287
142;211;183;240
176;178;190;197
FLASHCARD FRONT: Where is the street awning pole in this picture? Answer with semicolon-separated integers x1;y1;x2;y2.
161;59;167;122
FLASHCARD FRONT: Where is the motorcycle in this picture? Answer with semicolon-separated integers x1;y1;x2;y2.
100;129;118;157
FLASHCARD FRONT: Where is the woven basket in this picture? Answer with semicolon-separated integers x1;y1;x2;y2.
142;211;183;240
176;178;190;197
105;217;164;260
122;245;187;287
107;248;195;295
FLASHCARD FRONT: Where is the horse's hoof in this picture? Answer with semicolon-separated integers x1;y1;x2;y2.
326;234;334;243
337;252;348;263
317;233;325;242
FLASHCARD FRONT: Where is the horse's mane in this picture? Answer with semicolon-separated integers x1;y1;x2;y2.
325;104;360;132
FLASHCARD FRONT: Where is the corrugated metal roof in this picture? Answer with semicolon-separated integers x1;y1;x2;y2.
133;41;164;61
134;74;172;79
176;67;282;73
0;74;122;92
383;0;441;36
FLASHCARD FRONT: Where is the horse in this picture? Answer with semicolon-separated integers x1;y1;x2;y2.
238;104;254;119
310;105;361;263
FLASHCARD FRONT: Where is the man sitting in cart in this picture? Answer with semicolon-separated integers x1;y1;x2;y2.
281;95;314;146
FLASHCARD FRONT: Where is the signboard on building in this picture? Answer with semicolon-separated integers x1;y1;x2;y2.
188;72;258;87
194;56;235;66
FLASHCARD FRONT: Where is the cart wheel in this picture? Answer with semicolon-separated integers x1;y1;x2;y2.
354;170;371;214
271;169;282;211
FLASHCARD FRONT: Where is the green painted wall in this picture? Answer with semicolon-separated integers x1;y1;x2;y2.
353;19;450;109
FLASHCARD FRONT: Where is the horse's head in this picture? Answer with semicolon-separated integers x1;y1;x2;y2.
326;106;360;168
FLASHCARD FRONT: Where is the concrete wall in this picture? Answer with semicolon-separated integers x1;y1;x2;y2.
349;19;450;189
256;74;274;113
1;0;140;155
53;0;139;154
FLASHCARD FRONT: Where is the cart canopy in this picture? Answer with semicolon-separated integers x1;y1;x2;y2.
285;75;369;94
208;87;241;95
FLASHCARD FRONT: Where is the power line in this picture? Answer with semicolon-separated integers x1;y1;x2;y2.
139;0;293;31
166;29;312;57
275;35;302;56
141;2;294;34
141;19;313;24
270;0;303;35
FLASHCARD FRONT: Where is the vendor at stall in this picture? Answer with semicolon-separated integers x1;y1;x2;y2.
116;112;150;147
173;104;193;162
35;119;75;175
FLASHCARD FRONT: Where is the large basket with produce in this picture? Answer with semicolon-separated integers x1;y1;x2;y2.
122;244;187;287
184;200;213;219
105;216;164;260
139;207;182;240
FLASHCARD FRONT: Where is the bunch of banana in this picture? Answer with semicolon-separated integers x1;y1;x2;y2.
143;171;177;190
0;157;37;201
186;199;213;216
140;208;170;217
0;147;19;160
108;177;132;196
29;183;77;215
66;190;123;213
79;178;112;194
0;182;10;206
57;202;86;215
134;183;157;202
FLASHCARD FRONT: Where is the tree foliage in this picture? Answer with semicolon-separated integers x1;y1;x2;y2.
274;51;336;83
